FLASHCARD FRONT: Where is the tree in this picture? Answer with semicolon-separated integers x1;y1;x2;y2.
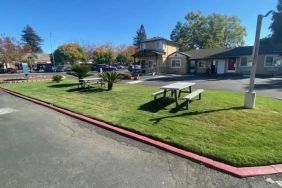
133;24;147;47
53;43;87;65
93;44;116;64
270;0;282;44
100;71;122;90
23;53;38;69
21;25;43;53
68;64;92;80
115;45;136;64
0;35;25;69
170;12;246;50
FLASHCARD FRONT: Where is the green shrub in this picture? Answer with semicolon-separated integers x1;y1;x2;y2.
68;64;92;80
100;72;122;90
52;75;63;83
120;73;131;80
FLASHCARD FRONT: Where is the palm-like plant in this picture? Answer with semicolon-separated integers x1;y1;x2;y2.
68;64;92;80
100;71;122;90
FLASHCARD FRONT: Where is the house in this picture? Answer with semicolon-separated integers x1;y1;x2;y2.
133;36;282;75
132;37;180;74
210;45;282;75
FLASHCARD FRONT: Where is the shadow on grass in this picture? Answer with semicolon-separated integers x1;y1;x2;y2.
149;106;245;124
67;87;108;93
138;98;175;113
48;83;78;88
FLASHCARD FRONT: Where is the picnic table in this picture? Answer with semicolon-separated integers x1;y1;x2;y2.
160;82;195;107
79;77;104;88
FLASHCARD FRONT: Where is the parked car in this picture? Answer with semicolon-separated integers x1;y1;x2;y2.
7;68;18;74
128;65;142;72
55;65;66;72
0;68;7;74
92;64;117;72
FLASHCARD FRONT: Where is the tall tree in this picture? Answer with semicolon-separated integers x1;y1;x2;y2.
53;43;87;64
170;12;246;50
0;35;25;69
133;24;147;47
21;25;43;53
93;43;116;64
270;0;282;43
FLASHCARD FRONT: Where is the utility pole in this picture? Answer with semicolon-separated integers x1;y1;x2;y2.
50;33;56;67
244;11;272;108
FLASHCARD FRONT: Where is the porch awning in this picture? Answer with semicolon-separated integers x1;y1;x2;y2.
132;49;165;58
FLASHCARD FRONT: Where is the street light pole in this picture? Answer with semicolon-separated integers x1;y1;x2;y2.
50;33;56;67
244;11;272;108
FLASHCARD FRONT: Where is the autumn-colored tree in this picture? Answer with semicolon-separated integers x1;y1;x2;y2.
0;35;25;69
93;43;116;64
53;43;87;65
115;45;136;64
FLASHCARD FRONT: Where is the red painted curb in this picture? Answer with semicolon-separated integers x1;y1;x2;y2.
1;88;282;178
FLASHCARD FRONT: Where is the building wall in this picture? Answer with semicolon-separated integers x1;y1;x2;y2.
236;55;282;75
164;53;188;74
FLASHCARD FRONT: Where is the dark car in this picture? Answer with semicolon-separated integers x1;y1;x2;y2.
92;64;117;72
55;65;66;72
0;68;7;74
7;68;18;74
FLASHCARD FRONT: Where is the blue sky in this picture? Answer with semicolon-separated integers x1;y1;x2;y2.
0;0;277;53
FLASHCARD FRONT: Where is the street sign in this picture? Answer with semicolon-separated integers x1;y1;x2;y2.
22;63;29;78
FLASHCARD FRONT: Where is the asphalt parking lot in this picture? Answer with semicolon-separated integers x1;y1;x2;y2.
140;74;282;99
1;91;282;187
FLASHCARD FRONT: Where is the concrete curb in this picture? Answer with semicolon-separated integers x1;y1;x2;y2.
1;88;281;178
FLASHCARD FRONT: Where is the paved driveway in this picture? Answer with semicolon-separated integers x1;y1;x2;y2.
0;92;281;188
139;74;282;99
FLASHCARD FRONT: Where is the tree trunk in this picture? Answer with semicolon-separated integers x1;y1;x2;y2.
108;83;113;90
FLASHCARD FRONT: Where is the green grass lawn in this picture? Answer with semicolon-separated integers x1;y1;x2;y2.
1;80;282;167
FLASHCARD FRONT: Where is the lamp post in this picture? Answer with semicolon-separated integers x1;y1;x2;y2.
244;11;272;108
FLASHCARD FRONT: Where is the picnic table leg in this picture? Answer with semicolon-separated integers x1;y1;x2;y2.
174;90;178;107
178;90;182;98
163;89;167;98
186;99;189;109
189;86;192;93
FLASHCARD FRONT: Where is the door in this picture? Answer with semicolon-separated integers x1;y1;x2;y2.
227;58;236;72
216;60;225;74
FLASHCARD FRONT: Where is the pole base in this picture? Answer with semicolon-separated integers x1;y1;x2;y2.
244;91;256;109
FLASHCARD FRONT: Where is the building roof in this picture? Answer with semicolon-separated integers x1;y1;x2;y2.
210;44;282;58
132;49;166;58
22;53;51;62
141;36;179;47
184;48;229;60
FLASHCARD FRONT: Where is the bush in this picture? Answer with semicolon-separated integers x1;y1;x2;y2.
52;75;63;83
100;72;122;90
120;73;131;80
68;64;92;80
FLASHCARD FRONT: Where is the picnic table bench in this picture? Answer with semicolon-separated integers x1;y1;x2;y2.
152;89;173;100
184;89;204;109
78;77;105;89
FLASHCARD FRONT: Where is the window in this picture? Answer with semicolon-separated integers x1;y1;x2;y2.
144;60;154;68
148;60;154;68
265;55;282;67
198;61;205;68
171;59;181;68
190;60;196;67
240;56;252;67
140;43;146;50
156;41;162;49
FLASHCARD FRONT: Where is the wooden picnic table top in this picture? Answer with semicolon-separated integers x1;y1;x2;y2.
79;77;102;82
160;82;195;90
